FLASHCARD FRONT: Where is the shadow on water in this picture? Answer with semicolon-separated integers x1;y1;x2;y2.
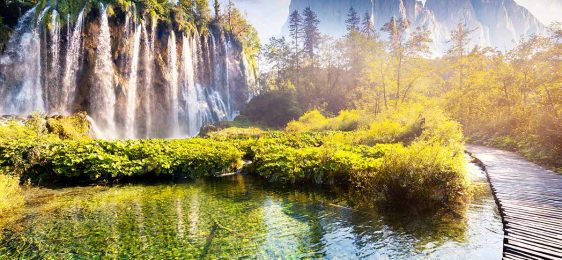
0;162;503;259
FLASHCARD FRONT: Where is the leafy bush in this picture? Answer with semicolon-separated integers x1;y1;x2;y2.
242;90;303;128
286;110;371;132
250;141;385;185
0;107;469;208
0;174;23;215
351;142;469;207
45;113;90;140
36;139;243;182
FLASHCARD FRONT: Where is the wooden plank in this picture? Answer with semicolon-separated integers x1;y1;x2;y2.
505;234;562;252
506;240;562;259
468;145;562;260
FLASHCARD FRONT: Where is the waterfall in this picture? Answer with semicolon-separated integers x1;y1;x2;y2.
207;33;230;122
125;24;142;139
223;33;232;119
37;6;50;23
62;8;85;113
0;7;256;139
168;31;179;137
141;21;153;138
241;51;257;99
0;6;45;114
183;35;198;136
49;10;61;109
91;4;116;139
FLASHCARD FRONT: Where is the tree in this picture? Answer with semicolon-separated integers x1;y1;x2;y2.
213;0;220;19
345;7;360;35
361;12;375;39
400;27;432;102
263;37;291;81
302;7;321;62
194;0;211;24
227;0;234;29
288;10;304;81
382;16;407;105
447;21;476;91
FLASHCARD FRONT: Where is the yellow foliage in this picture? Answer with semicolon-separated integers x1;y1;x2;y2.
0;174;24;215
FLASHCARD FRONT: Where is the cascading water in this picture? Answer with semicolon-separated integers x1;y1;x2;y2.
141;21;153;138
0;5;256;139
49;10;61;109
61;8;85;113
91;4;117;139
168;31;179;137
182;35;198;136
223;33;232;119
125;24;142;139
0;6;44;114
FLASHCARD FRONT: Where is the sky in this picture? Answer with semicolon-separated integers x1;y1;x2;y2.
220;0;291;40
513;0;562;26
226;0;562;41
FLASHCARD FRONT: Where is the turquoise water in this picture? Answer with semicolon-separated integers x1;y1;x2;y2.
0;163;503;259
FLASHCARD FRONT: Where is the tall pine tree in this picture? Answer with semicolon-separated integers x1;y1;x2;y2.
288;10;304;82
213;0;220;19
345;7;360;35
303;7;321;62
361;12;376;39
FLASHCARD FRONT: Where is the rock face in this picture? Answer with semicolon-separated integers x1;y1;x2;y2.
0;5;257;139
284;0;546;54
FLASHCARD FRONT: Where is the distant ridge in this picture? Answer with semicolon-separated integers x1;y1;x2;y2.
283;0;546;54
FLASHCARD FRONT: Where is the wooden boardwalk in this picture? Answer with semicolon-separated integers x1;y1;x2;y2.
468;145;562;260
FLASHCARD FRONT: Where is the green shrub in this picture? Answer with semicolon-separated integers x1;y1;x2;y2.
242;90;303;128
206;127;266;141
0;174;23;215
45;112;90;140
351;142;469;207
0;107;469;208
41;139;243;182
286;110;371;132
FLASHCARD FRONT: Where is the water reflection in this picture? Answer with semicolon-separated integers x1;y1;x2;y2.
0;163;502;258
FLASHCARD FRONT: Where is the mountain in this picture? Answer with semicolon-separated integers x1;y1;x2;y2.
283;0;546;54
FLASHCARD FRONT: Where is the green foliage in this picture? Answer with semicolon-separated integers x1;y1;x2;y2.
286;109;371;132
237;105;467;207
0;107;467;208
242;90;303;127
352;141;468;207
1;137;242;183
45;112;90;140
205;127;265;141
44;139;242;181
0;174;23;215
250;140;388;185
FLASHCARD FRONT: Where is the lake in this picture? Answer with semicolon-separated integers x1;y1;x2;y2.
0;162;502;259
